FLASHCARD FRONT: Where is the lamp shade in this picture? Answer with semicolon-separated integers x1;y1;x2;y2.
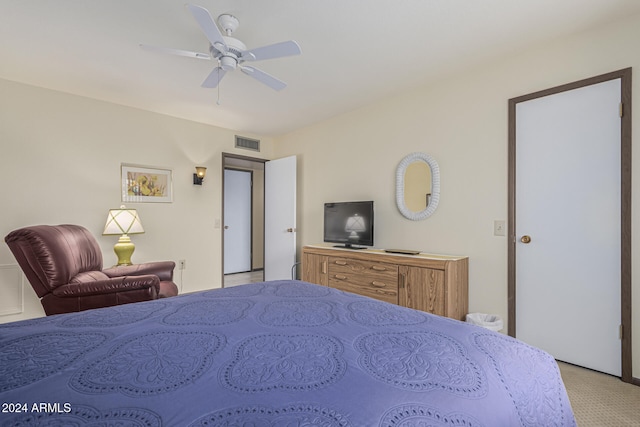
103;206;144;236
195;166;207;179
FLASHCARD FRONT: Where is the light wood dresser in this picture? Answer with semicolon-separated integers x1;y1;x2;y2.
301;245;468;320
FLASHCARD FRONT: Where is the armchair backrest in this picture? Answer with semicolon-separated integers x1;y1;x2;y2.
5;225;104;297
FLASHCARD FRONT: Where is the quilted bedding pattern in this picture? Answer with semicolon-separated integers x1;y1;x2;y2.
0;280;576;426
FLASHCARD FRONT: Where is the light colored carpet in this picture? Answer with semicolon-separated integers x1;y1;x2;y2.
558;362;640;426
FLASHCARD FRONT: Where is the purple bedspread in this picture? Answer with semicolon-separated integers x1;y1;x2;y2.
0;280;576;426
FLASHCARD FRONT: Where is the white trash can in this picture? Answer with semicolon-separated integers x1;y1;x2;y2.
466;313;503;332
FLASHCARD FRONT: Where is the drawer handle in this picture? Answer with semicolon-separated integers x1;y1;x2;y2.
334;260;347;266
371;281;386;288
371;265;387;271
334;274;347;280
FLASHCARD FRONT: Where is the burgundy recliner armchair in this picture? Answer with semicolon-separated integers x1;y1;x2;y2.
5;224;178;315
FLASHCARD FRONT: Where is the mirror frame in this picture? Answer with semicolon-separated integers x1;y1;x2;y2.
396;152;440;220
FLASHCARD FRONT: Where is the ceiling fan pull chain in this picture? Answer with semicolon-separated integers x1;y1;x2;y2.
216;67;221;105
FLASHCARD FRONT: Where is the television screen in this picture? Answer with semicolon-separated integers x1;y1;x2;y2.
324;201;374;248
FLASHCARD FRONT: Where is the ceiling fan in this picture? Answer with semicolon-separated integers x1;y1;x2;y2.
141;4;301;91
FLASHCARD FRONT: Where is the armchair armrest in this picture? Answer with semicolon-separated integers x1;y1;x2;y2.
103;261;175;282
52;275;160;298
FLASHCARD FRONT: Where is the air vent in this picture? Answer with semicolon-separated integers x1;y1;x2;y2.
235;135;260;152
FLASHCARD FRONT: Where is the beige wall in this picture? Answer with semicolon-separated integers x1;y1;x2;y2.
0;78;272;322
274;13;640;378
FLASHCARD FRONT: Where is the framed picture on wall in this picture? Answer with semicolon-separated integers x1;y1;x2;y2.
121;163;173;203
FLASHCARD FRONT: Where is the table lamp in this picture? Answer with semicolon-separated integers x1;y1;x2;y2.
103;205;144;265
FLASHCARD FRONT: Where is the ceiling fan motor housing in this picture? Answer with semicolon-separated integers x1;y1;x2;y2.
210;36;246;70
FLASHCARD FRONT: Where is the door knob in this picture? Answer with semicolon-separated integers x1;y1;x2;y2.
224;225;229;229
286;228;294;233
520;235;531;244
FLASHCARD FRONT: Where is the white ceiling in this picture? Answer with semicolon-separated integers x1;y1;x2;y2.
2;0;639;136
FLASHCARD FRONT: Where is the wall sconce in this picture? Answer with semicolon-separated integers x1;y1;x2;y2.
193;166;207;185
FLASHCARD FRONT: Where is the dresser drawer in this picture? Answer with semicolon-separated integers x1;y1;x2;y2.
328;258;398;304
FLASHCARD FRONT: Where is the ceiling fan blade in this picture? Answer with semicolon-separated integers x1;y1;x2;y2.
140;44;210;60
201;66;227;88
241;40;301;62
186;4;227;51
240;66;287;91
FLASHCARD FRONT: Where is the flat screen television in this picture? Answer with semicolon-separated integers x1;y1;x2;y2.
324;201;374;249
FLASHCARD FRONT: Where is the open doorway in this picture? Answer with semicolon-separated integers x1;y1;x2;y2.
222;153;266;287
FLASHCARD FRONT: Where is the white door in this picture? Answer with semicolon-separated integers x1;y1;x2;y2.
224;169;252;274
515;79;621;376
264;155;296;281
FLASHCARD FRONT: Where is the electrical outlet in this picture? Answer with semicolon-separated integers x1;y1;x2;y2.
178;260;186;270
494;220;506;236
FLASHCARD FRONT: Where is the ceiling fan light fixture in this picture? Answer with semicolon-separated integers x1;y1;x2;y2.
219;55;237;71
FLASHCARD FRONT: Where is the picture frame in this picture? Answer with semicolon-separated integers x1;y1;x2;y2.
121;163;173;203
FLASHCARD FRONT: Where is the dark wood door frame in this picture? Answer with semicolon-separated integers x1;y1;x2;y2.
507;68;634;384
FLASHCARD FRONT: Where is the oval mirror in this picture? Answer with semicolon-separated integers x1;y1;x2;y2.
396;152;440;220
404;161;432;212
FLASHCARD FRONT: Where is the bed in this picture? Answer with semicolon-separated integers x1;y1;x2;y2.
0;280;576;426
